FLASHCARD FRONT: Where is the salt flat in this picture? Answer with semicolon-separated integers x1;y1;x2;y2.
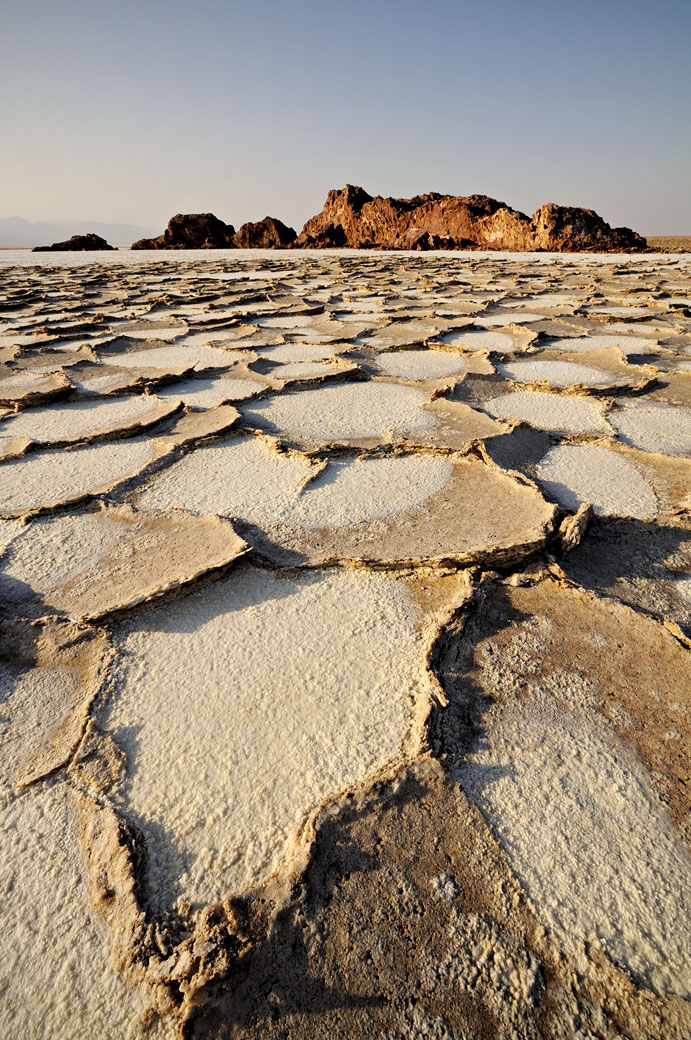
0;248;689;1040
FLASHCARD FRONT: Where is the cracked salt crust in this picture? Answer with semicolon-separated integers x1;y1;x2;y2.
483;390;611;435
103;565;426;908
498;359;621;388
255;314;317;329
115;324;186;340
0;781;172;1040
0;395;173;444
101;344;232;370
136;436;450;530
440;330;516;351
477;312;546;326
273;360;350;381
135;434;312;521
461;703;691;998
611;403;691;456
589;305;653;317
242;382;436;445
537;443;658;518
154;376;265;407
257;342;349;364
548;334;657;356
1;511;122;598
0;505;247;620
279;454;453;528
0;439;155;516
375;349;469;381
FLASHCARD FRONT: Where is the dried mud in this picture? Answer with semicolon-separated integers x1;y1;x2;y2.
0;248;689;1040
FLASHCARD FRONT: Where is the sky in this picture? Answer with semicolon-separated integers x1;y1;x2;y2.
2;0;690;235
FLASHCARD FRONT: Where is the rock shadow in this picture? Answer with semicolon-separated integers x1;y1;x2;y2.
561;515;691;635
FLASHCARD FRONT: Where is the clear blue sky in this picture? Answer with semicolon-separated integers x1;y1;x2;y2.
2;0;690;234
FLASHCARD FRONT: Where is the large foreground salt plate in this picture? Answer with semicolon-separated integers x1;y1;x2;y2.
101;564;428;908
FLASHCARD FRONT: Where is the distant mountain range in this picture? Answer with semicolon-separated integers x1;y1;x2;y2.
0;217;158;248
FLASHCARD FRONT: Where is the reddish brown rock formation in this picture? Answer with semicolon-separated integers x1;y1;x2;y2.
233;216;297;248
33;233;115;252
293;185;647;252
131;213;236;250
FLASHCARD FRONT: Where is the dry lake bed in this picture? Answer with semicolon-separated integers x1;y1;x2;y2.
0;247;690;1039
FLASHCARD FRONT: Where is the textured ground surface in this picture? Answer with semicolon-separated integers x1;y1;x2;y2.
0;248;689;1039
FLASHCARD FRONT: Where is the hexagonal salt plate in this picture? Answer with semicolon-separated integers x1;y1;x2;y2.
242;382;436;447
101;564;429;909
498;359;627;389
375;349;470;382
545;334;657;357
537;444;657;518
483;390;611;436
611;403;691;457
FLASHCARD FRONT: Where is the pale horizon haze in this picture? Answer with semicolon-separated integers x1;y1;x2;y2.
2;0;690;236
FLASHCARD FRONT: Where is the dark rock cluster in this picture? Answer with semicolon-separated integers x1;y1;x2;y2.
127;189;647;252
33;233;115;252
294;185;647;252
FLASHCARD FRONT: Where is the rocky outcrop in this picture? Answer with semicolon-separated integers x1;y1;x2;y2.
131;213;236;250
293;185;647;252
33;233;115;252
233;216;296;248
529;204;646;252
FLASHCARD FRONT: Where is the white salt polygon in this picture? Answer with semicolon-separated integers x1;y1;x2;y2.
0;512;123;593
375;350;469;381
485;391;610;435
155;376;265;407
0;781;170;1039
0;395;167;444
440;330;515;352
285;455;453;528
537;444;657;518
104;566;426;907
546;335;656;356
0;440;155;515
611;403;691;456
498;360;618;388
102;344;232;370
258;343;349;364
243;382;436;444
477;312;546;326
136;435;311;522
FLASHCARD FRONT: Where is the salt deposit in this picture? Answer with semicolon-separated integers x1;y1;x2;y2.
484;390;611;435
135;434;312;521
102;565;426;907
0;395;177;445
440;330;516;351
242;382;436;445
546;334;657;356
498;359;622;388
0;439;156;517
102;344;232;370
154;376;265;407
375;349;469;381
1;248;689;1040
477;312;546;326
611;402;691;456
537;443;658;518
0;781;169;1039
462;703;691;997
